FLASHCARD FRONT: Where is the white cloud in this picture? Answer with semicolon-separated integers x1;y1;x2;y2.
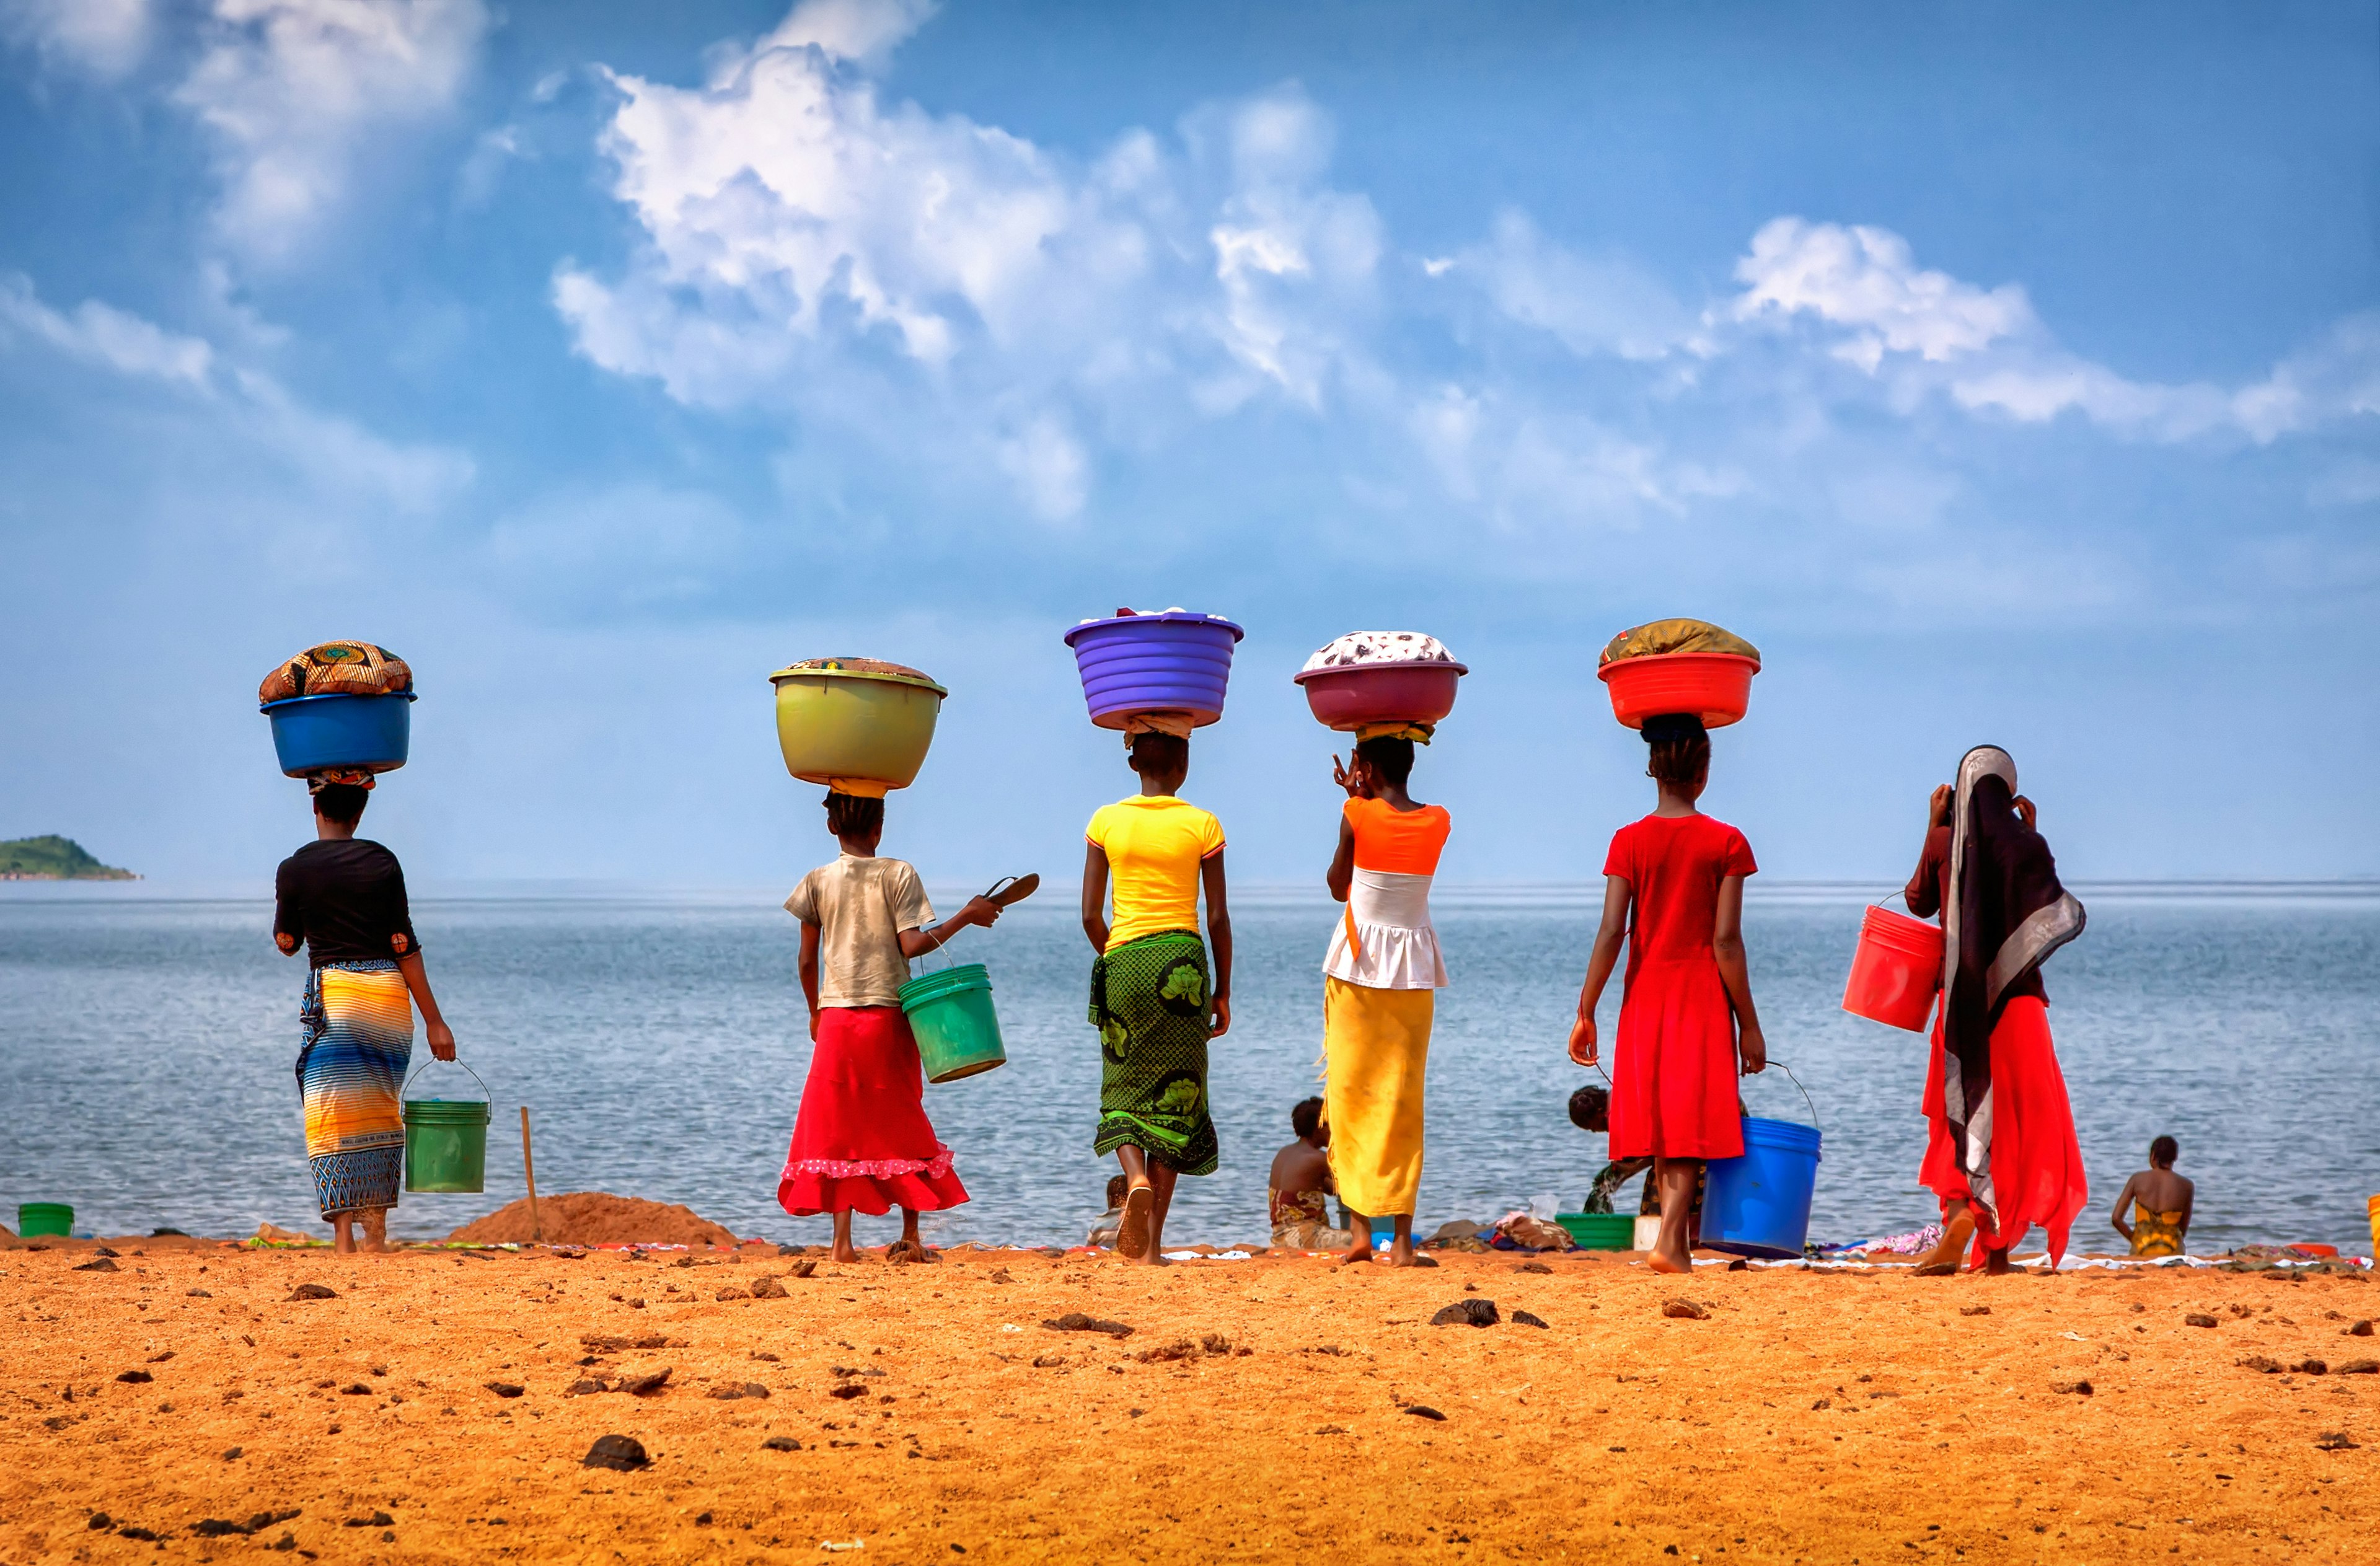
556;2;1381;519
1731;218;2030;369
0;0;151;77
1437;208;1690;361
175;0;488;262
0;271;470;511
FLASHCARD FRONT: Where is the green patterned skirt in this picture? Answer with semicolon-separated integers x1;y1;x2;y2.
1088;929;1218;1176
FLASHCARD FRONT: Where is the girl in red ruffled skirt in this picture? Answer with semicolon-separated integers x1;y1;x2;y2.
779;791;1000;1261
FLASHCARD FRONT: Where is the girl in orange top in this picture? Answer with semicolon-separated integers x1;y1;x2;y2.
1569;713;1767;1275
1320;731;1451;1266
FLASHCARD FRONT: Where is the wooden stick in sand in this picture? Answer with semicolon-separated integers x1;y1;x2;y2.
521;1105;542;1244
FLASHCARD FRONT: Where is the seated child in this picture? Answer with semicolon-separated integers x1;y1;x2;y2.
1087;1174;1129;1248
1571;1083;1657;1215
1269;1096;1351;1249
2110;1135;2193;1257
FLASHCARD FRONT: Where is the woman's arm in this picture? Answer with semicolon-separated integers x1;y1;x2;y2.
1712;874;1766;1074
1201;850;1233;1039
1567;875;1632;1066
1906;786;1952;917
899;896;1002;959
2109;1173;2140;1243
395;951;456;1061
1325;812;1356;902
1080;842;1111;952
798;921;822;1042
2177;1177;2193;1240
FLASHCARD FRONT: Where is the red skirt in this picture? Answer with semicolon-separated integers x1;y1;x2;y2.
1919;996;2087;1267
1608;956;1745;1161
778;1006;969;1218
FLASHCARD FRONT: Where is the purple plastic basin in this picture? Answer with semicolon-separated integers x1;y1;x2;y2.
1292;659;1468;731
1064;611;1245;729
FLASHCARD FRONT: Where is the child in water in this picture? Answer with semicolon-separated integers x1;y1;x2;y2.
1567;713;1767;1274
2109;1136;2193;1257
778;791;1003;1262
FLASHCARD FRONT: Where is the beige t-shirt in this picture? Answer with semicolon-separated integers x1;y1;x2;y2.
783;855;935;1009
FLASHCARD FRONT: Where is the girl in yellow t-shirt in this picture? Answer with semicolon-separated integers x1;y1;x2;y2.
1080;728;1232;1262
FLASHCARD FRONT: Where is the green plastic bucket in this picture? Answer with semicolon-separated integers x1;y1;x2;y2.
404;1059;491;1194
1557;1212;1635;1250
17;1203;73;1238
898;962;1008;1083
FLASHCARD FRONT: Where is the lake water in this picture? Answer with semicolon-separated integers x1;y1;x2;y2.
2;884;2375;1255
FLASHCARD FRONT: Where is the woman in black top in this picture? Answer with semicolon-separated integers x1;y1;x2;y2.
273;779;455;1254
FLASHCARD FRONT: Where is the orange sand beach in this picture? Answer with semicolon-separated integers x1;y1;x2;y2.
2;1225;2374;1565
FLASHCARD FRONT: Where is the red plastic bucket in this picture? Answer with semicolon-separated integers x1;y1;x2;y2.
1598;652;1758;729
1841;904;1942;1031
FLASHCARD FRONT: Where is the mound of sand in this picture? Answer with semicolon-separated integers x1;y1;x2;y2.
444;1191;738;1247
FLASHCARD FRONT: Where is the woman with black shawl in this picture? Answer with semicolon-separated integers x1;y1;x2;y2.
1906;746;2089;1275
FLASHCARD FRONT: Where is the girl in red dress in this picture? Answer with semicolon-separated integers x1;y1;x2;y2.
1567;713;1768;1274
778;791;1001;1262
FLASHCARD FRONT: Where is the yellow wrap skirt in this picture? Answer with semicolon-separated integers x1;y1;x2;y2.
1322;976;1434;1218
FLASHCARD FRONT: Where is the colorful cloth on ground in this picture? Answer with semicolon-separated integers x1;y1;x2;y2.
779;1005;968;1217
1915;746;2086;1236
1324;797;1450;989
1088;930;1217;1175
1584;1155;1656;1215
1267;1187;1349;1247
2131;1203;2185;1258
1919;995;2088;1267
783;854;934;1008
296;960;412;1218
1086;794;1224;949
1321;977;1434;1216
1603;812;1757;1160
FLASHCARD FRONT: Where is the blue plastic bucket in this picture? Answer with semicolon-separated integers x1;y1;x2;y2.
1064;612;1244;730
263;692;415;777
1700;1116;1822;1259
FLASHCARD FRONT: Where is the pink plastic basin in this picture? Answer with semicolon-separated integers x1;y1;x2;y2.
1293;660;1468;731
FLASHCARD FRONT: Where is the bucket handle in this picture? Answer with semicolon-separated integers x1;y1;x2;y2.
1755;1056;1822;1139
401;1056;490;1104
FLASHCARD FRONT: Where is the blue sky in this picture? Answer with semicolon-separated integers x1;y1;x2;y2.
1;0;2374;889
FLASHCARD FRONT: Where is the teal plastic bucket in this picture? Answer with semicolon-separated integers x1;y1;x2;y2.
17;1203;73;1238
1556;1212;1635;1250
1701;1117;1823;1259
898;962;1008;1083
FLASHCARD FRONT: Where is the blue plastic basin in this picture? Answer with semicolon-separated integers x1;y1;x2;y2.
262;692;416;776
1699;1116;1822;1260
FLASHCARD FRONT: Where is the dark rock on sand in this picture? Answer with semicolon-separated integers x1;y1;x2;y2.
87;1515;111;1530
115;1370;152;1384
2292;1359;2327;1376
288;1283;337;1301
2337;1358;2379;1375
74;1258;119;1273
2315;1431;2360;1451
485;1381;526;1398
187;1288;211;1298
1031;1355;1065;1368
762;1436;802;1451
147;1350;174;1363
93;1246;119;1257
2184;1313;2218;1328
619;1368;671;1396
707;1382;770;1400
715;1286;751;1301
565;1378;608;1396
342;1511;395;1528
584;1434;651;1471
2345;1319;2374;1337
2236;1356;2284;1373
1512;1260;1552;1275
749;1275;789;1299
2053;1379;2093;1396
1960;1305;1991;1316
1041;1311;1135;1337
118;1526;161;1541
340;1383;372;1396
1404;1405;1447;1421
829;1384;866;1401
788;1259;819;1278
1511;1310;1550;1329
222;1447;242;1461
1661;1298;1710;1321
1431;1298;1499;1328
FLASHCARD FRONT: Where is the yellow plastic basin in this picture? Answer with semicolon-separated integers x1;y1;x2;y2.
769;658;946;791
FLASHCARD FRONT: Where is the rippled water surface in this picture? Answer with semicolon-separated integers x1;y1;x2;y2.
3;886;2374;1253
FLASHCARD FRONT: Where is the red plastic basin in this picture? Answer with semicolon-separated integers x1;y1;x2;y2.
1598;651;1759;729
1841;904;1944;1032
1293;660;1467;731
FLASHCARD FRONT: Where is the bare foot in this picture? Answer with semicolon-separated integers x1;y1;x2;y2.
1647;1249;1694;1275
1126;1248;1171;1267
359;1210;389;1255
1913;1211;1976;1278
1116;1182;1155;1260
1384;1237;1421;1268
831;1242;862;1264
331;1220;356;1256
1338;1246;1375;1266
1983;1248;2012;1277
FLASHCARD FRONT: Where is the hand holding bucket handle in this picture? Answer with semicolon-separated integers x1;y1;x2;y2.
906;874;1039;979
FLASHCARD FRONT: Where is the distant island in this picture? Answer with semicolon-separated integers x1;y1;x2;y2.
1;836;137;880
